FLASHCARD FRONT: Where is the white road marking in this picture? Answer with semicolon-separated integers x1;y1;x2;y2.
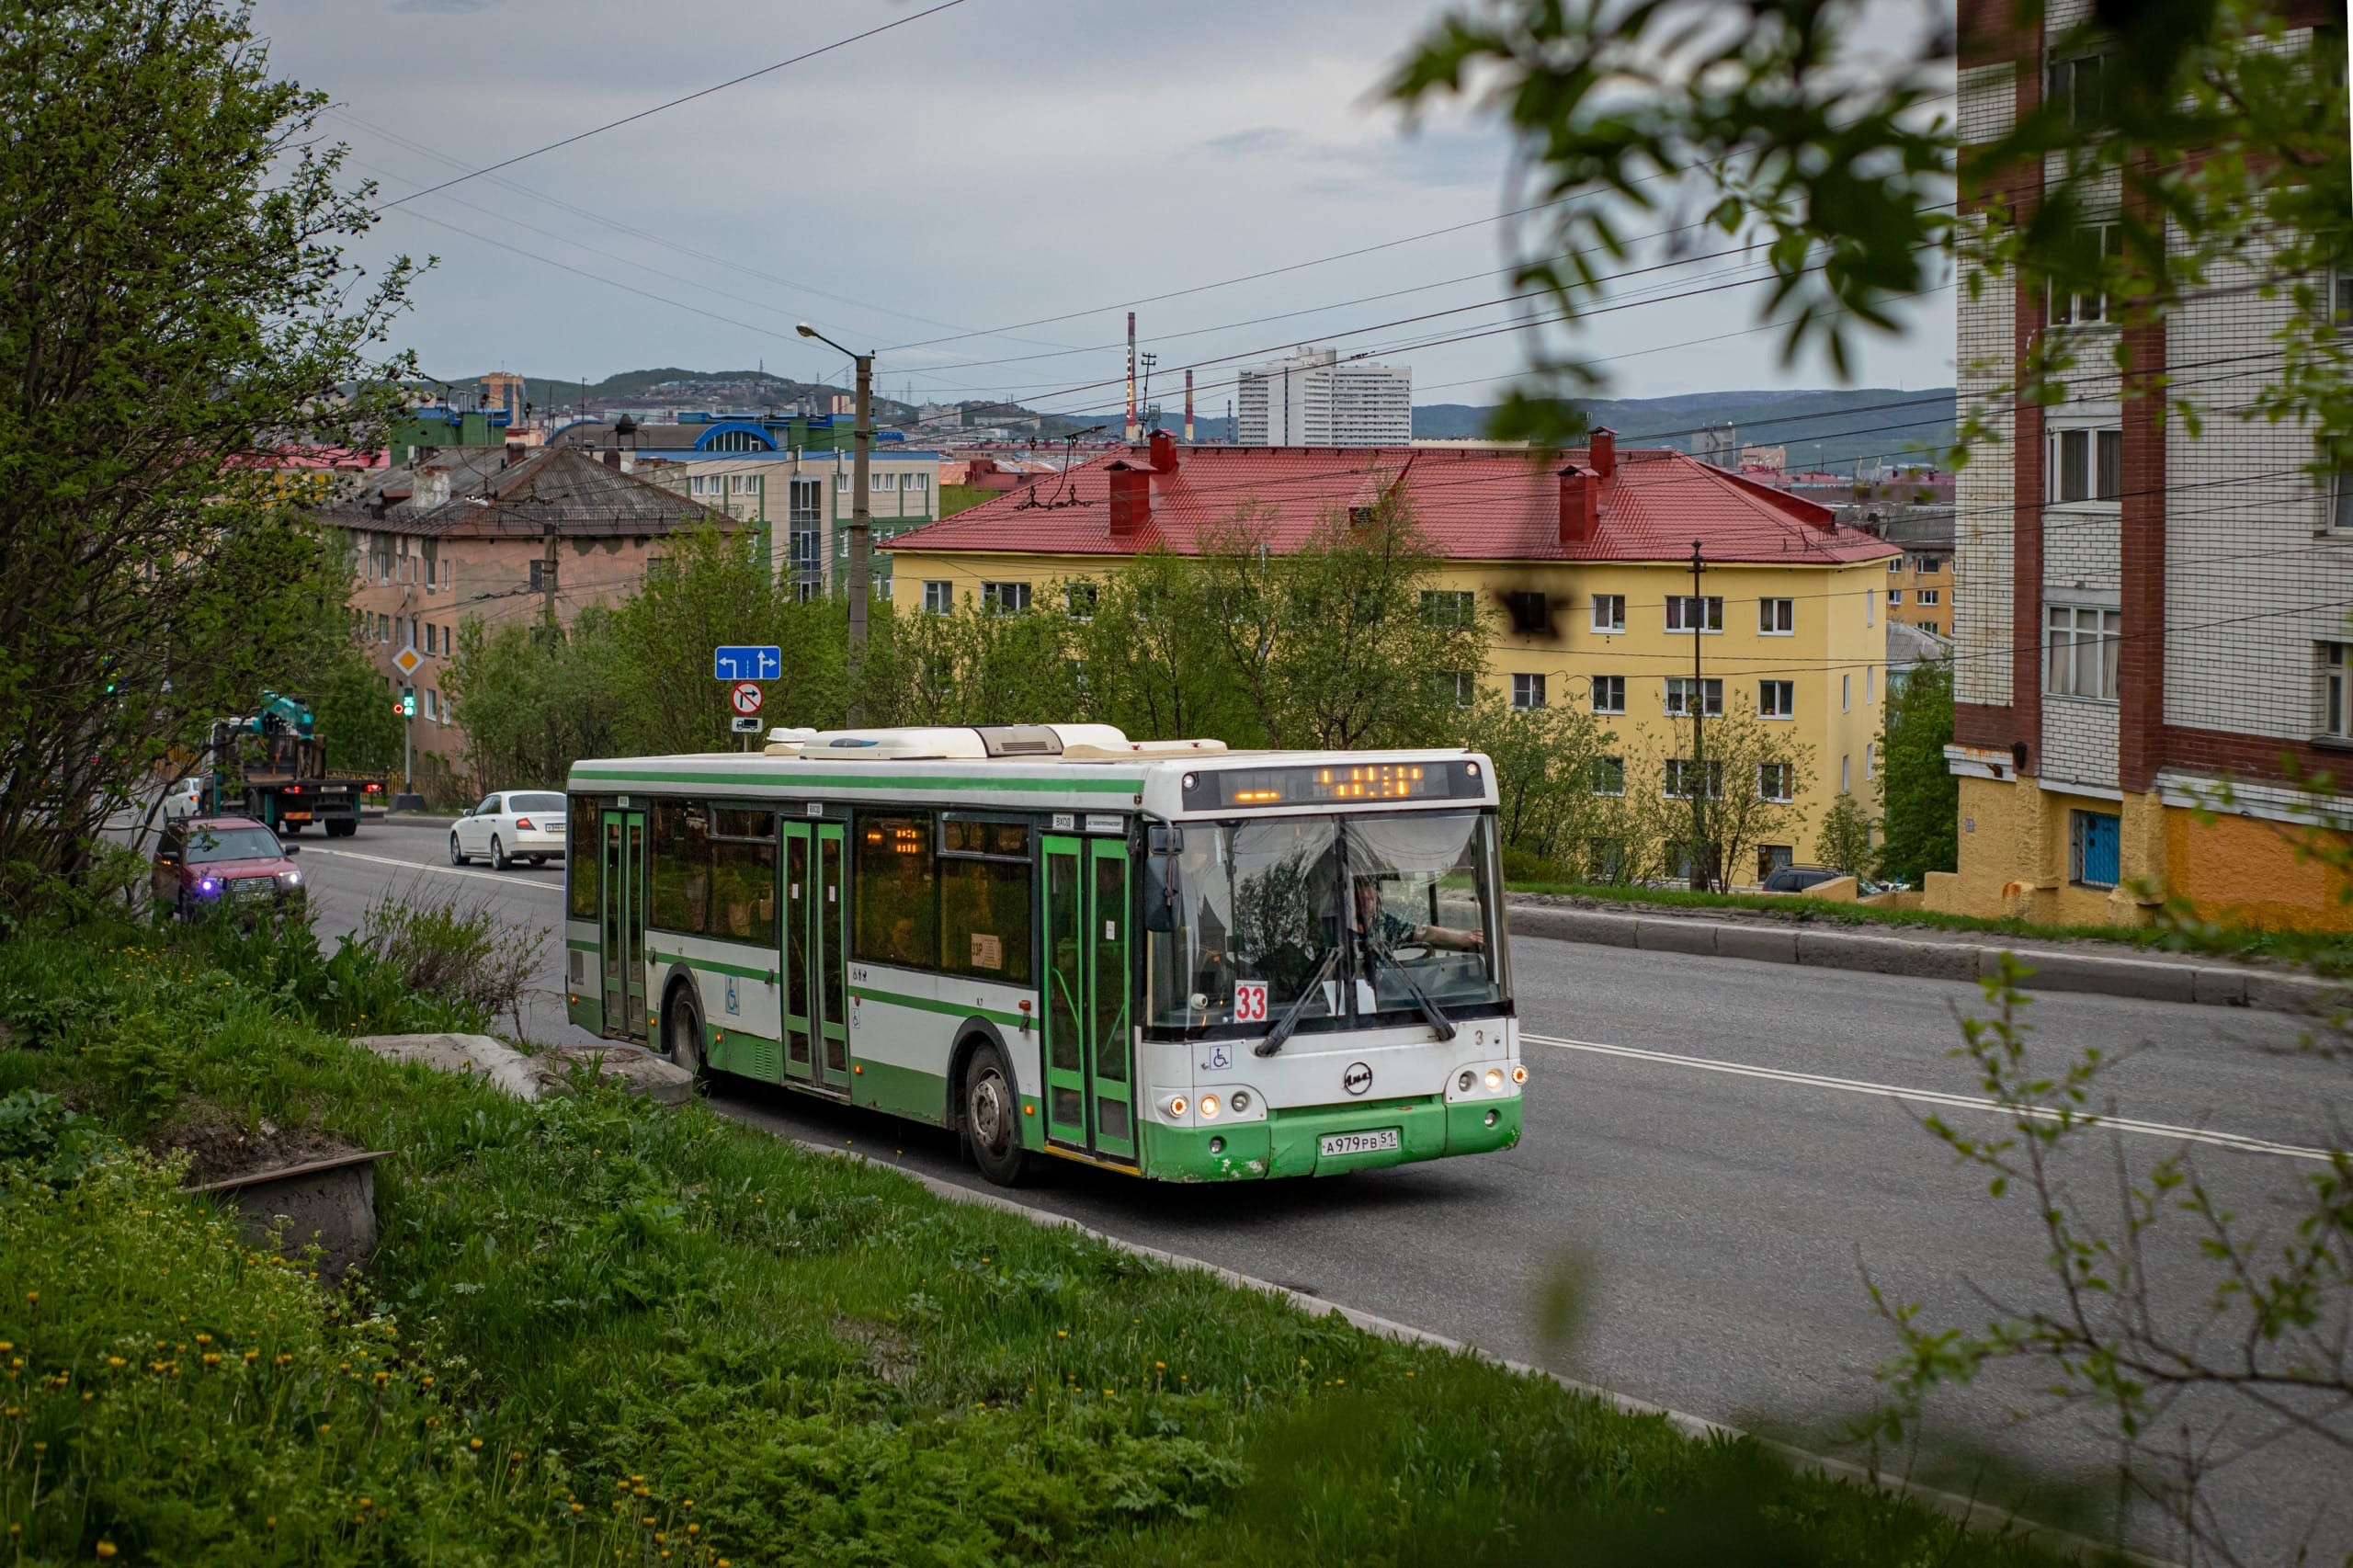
1522;1031;2333;1164
301;846;563;895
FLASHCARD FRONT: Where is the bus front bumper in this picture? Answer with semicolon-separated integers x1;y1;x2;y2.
1139;1094;1520;1182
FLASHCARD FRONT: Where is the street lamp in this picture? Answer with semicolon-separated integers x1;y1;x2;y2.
798;323;874;714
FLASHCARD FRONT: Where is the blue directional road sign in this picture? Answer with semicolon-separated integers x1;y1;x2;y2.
713;644;782;681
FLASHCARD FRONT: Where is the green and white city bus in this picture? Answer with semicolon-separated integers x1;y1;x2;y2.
563;723;1522;1186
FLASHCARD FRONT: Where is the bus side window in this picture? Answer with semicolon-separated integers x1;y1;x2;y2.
853;812;937;970
939;818;1032;984
650;799;711;935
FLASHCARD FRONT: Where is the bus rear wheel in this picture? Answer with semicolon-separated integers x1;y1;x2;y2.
962;1040;1029;1187
665;985;708;1086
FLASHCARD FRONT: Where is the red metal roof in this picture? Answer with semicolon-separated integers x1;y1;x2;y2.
881;444;1897;566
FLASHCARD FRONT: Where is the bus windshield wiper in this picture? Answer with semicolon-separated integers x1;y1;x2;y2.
1360;934;1459;1041
1255;947;1340;1058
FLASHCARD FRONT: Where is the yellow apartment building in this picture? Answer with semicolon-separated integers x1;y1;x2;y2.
882;432;1896;873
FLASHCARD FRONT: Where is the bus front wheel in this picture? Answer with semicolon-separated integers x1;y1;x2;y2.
962;1040;1029;1187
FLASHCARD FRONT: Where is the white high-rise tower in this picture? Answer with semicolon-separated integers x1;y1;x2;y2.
1234;347;1411;446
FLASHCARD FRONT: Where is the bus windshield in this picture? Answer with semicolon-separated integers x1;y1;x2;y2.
1145;811;1504;1031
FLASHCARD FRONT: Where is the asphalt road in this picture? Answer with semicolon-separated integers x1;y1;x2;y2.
297;817;2350;1563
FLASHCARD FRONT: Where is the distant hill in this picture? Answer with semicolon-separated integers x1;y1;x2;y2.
1414;387;1955;469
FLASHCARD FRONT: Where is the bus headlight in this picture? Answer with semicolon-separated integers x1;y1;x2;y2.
1167;1096;1188;1119
1484;1068;1505;1092
1511;1063;1528;1085
1199;1095;1220;1119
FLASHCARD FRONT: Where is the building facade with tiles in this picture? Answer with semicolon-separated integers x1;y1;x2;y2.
1934;0;2353;928
882;432;1897;872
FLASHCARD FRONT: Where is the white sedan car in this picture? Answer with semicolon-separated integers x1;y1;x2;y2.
450;790;568;869
161;777;209;820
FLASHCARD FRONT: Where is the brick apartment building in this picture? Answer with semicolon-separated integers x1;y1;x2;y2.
323;444;730;793
1932;0;2353;928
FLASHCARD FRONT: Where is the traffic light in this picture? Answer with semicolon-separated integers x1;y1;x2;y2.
399;688;416;718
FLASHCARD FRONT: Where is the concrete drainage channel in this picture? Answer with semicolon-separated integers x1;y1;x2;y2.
1508;901;2341;1016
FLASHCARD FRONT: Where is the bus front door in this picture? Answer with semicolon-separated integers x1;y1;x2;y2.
599;809;647;1041
782;820;849;1092
1042;834;1135;1162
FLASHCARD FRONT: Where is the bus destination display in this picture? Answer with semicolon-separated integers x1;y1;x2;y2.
1181;759;1483;811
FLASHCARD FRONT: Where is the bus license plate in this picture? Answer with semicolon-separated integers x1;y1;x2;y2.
1320;1129;1400;1158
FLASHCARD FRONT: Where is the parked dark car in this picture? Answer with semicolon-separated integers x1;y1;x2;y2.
152;816;302;920
1759;863;1843;894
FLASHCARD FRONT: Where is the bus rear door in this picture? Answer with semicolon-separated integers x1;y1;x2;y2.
599;807;647;1041
781;818;849;1091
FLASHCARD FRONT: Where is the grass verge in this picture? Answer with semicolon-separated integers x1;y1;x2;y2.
0;916;2086;1565
1509;879;2353;975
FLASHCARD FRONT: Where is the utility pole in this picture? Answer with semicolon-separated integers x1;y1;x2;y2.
1688;539;1709;891
797;324;874;721
540;526;559;631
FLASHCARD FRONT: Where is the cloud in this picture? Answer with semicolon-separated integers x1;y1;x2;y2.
391;0;502;11
1202;126;1305;156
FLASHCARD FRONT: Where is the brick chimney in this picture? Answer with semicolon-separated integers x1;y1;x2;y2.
1108;460;1150;535
1588;426;1617;479
1558;462;1599;544
1149;428;1179;473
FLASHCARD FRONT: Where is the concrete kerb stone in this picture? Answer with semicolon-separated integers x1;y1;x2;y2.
1632;916;1718;957
778;1132;2174;1568
1799;928;1982;983
1508;905;1641;949
1506;903;2339;1017
1714;924;1800;964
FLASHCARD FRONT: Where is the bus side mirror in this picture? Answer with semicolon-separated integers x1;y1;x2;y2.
1142;824;1181;932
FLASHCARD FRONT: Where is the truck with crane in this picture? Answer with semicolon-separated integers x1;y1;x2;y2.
202;691;384;836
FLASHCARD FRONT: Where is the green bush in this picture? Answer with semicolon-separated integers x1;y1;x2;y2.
0;919;2073;1565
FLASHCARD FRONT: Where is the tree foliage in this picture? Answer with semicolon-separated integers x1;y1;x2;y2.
0;0;415;906
1876;661;1957;885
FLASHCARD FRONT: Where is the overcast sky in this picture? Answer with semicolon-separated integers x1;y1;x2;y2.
253;0;1957;420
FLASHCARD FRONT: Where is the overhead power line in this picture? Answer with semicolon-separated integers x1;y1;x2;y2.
378;0;973;210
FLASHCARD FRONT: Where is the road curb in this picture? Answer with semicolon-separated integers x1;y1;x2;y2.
773;1129;2173;1568
1508;903;2341;1017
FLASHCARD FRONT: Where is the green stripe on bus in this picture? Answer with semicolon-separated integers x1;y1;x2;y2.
569;767;1139;795
565;938;598;953
648;949;775;982
851;985;1029;1032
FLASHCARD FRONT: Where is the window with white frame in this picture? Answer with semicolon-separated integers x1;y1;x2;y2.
835;471;851;493
1841;754;1851;792
2048;221;2124;324
1887;557;1903;574
1866;665;1875;703
902;472;929;492
1590;756;1626;796
1591;594;1626;632
1421;589;1476;628
923;580;953;614
1757;762;1793;802
980;581;1030;614
1664;676;1722;717
1759;680;1794;718
1439;671;1475;708
1759;597;1793;634
2047;604;2121;699
1590;674;1625;714
1841;673;1851;711
1888;588;1904;606
871;473;893;493
1512;673;1547;710
1065;582;1098;621
2050;426;2123;503
1665;758;1724;799
2046;54;2111;131
1665;595;1723;632
1918;588;1939;607
2319;642;2352;738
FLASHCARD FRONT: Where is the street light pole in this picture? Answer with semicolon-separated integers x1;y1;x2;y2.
799;324;875;721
